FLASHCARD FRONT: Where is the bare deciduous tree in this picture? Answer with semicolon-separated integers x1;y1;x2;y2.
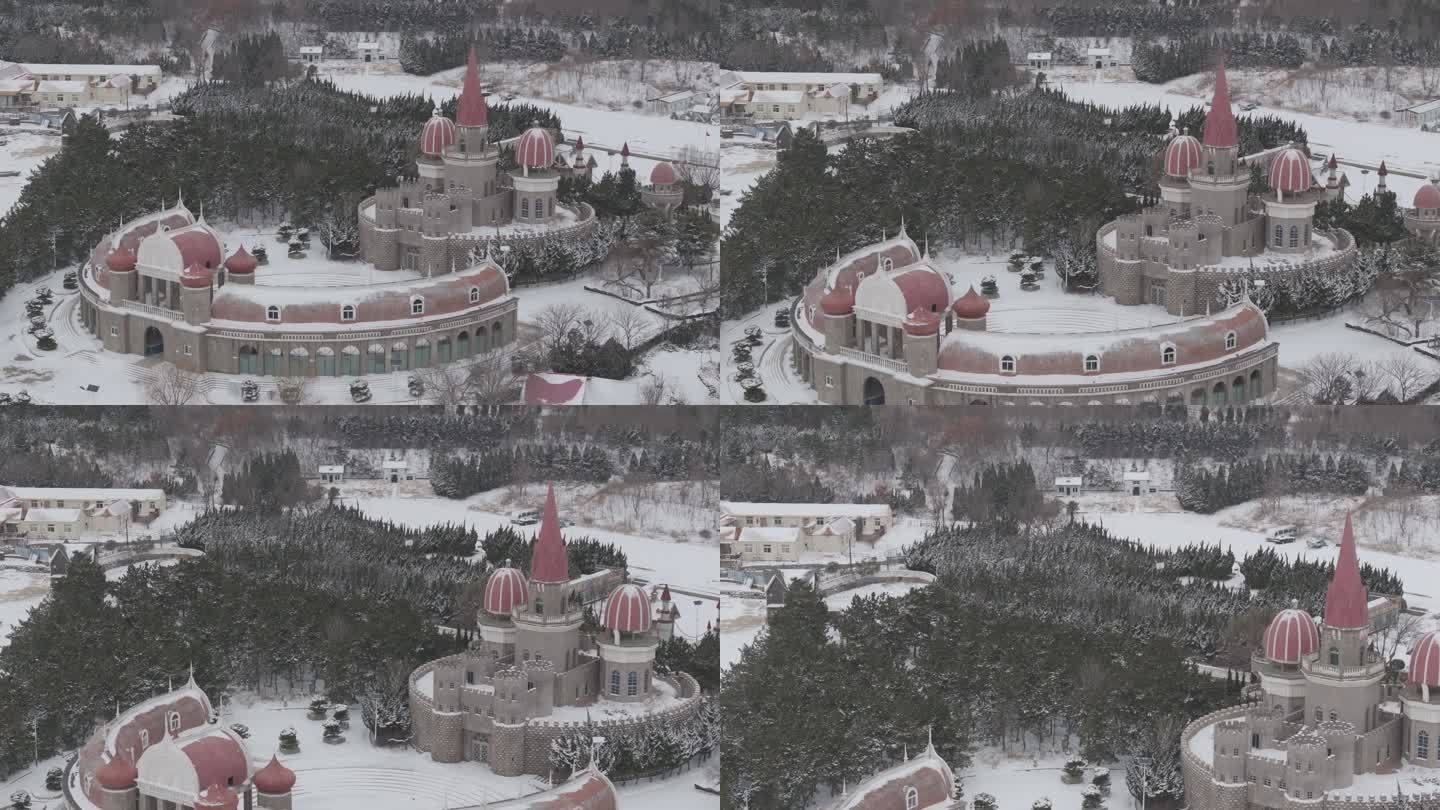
605;305;651;351
146;364;203;406
1377;352;1438;402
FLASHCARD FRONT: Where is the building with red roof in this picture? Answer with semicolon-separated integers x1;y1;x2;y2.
790;226;1277;405
822;734;955;810
65;672;297;810
407;483;703;778
1180;514;1440;810
1098;62;1358;320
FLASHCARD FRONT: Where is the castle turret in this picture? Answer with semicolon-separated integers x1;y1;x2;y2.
950;285;989;332
620;141;630;168
223;246;257;286
105;246;138;302
1302;514;1385;734
1377;160;1388;193
1192;63;1250;229
180;262;213;326
95;753;139;810
513;125;559;222
598;582;658;703
478;564;525;666
489;667;529;776
1402;631;1440;769
1262;147;1318;254
655;585;675;641
418;111;457;188
252;755;296;810
454;46;490;152
642;161;684;213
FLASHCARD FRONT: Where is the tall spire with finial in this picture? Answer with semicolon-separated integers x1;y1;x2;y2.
1202;60;1238;148
456;46;489;128
529;483;569;584
1324;513;1369;629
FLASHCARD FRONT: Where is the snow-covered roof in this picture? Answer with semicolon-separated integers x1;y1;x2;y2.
735;71;882;86
1405;98;1440;114
830;744;955;810
720;502;892;518
299;46;324;54
655;89;696;103
1055;476;1082;486
1087;47;1112;56
1026;52;1053;60
23;63;160;77
356;42;380;50
1123;471;1151;481
0;79;32;94
735;527;801;544
36;80;87;93
318;465;344;474
382;459;408;469
5;486;164;502
750;90;804;105
716;84;749;104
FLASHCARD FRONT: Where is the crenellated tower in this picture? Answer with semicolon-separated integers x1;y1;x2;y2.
1191;62;1250;229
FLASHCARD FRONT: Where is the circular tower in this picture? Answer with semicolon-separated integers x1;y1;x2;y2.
598;582;658;704
418;111;457;188
1402;630;1440;768
95;754;139;810
253;755;296;810
1262;146;1319;255
512;125;558;223
1160;133;1202;217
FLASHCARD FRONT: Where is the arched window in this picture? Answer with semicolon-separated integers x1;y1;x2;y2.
627;671;638;696
1161;345;1176;365
139;729;150;748
1225;331;1237;350
1084;355;1099;372
1289;225;1299;247
167;711;181;732
1206;161;1215;176
609;670;620;695
411;296;424;316
1000;355;1016;373
341;304;356;322
1329;647;1339;666
469;287;481;304
1329;710;1338;721
521;198;530;218
905;786;920;810
1420;730;1430;759
880;257;893;272
266;305;281;322
1274;224;1284;247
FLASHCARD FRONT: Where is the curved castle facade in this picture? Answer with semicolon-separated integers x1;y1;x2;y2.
1097;63;1358;317
789;230;1277;406
408;485;703;778
1180;516;1440;810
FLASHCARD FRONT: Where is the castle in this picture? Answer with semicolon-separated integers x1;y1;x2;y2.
1096;62;1360;317
409;484;702;777
1180;515;1440;809
76;45;687;379
788;229;1277;406
64;673;298;810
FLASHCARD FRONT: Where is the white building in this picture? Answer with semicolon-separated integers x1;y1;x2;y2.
1026;52;1053;69
356;41;386;62
0;485;164;538
383;459;411;482
724;526;801;562
1055;476;1082;496
1402;98;1440;129
719;501;892;538
299;45;324;63
650;89;697;115
3;62;161;106
1123;470;1153;495
318;465;344;483
1087;47;1117;68
718;71;883;121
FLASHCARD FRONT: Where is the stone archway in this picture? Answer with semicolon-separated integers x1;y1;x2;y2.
143;326;164;357
862;376;886;405
1211;380;1228;406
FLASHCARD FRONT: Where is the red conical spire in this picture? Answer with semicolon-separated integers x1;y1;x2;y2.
1202;61;1238;148
530;483;569;583
1323;513;1369;629
1378;160;1388;177
620;142;630;159
456;46;489;128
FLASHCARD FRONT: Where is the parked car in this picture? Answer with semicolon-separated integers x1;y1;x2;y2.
1239;100;1260;111
512;508;540;526
1265;526;1298;544
349;380;372;403
1306;537;1327;549
774;309;790;327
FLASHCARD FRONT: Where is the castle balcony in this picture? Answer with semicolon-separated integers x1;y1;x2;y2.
1300;654;1387;682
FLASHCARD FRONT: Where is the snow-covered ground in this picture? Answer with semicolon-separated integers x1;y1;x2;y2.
822;581;921;611
719;592;767;673
0;127;62;217
959;750;1122;810
0;567;48;651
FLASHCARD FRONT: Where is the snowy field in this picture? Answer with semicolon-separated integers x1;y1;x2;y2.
719;593;767;673
0;127;62;217
822;581;921;611
0;567;48;651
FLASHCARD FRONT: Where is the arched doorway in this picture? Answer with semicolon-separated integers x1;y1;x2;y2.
862;376;885;405
1232;376;1247;402
1250;369;1262;397
1190;389;1205;406
1211;381;1227;406
143;327;164;357
238;346;259;374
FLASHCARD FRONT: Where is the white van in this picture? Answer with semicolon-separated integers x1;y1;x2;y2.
1265;526;1297;544
512;508;540;526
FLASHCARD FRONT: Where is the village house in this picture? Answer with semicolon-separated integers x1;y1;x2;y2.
719;501;891;539
717;71;883;121
0;485;165;538
0;61;161;106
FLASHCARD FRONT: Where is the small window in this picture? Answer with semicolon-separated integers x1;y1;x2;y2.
1289;225;1299;247
183;345;193;356
167;711;180;732
341;304;356;321
110;326;119;337
1274;224;1283;247
266;305;280;322
1161;345;1176;365
1420;730;1430;759
1084;355;1099;372
1000;355;1016;373
1225;331;1236;350
411;297;425;316
905;786;920;810
469;287;481;304
824;375;835;388
610;670;620;695
627;671;638;696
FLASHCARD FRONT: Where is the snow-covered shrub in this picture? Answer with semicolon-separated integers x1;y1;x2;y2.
1082;785;1103;808
229;723;250;739
322;719;344;743
1090;767;1110;786
9;790;31;809
279;727;300;753
974;793;997;810
1062;757;1084;782
45;767;63;791
307;699;328;719
1033;798;1052;810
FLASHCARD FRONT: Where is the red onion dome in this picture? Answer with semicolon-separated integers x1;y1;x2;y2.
195;784;239;810
180;261;213;289
223;246;257;275
253;755;296;795
1263;607;1319;664
419;113;457;157
903;307;940;336
951;285;990;319
1268;147;1311;194
515;126;555;169
1414;182;1440;210
483;565;528;615
820;284;855;316
95;756;138;790
1163;134;1202;177
105;246;137;273
602;582;652;633
650;162;677;186
1410;630;1440;687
